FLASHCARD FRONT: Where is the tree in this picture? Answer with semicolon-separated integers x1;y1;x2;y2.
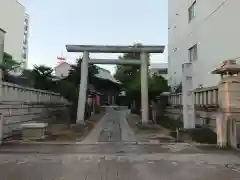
3;53;21;72
30;65;54;90
114;44;144;110
114;44;169;111
66;58;98;85
1;53;22;81
55;58;99;123
149;73;169;99
114;44;144;90
174;82;182;93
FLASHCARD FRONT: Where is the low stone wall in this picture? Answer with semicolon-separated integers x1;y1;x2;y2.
0;82;70;138
165;106;182;121
165;106;218;132
164;86;220;132
1;102;70;138
195;107;218;131
2;82;67;103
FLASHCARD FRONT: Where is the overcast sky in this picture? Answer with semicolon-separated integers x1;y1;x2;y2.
19;0;168;74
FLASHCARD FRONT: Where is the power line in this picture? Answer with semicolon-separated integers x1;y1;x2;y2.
187;0;229;38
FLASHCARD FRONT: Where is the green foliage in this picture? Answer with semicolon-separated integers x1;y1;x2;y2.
30;65;54;90
156;116;183;130
66;58;98;84
181;128;217;144
114;44;144;91
2;53;21;72
114;44;169;108
149;73;169;99
57;59;99;123
174;82;182;93
54;79;78;102
94;104;101;114
1;52;23;82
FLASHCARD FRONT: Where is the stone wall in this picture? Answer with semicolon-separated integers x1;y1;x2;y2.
165;86;219;132
0;82;69;138
165;106;218;132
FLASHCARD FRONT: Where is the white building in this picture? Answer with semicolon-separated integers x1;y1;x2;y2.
54;62;71;78
149;62;168;79
168;0;240;90
0;0;29;70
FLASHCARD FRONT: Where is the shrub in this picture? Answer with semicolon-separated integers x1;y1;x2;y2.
156;116;183;130
131;108;140;115
94;104;101;114
181;128;217;144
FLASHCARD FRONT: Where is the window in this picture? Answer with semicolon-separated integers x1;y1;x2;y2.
24;19;28;26
23;35;28;45
23;39;28;45
188;1;196;22
22;47;27;59
189;44;198;62
22;53;27;59
24;25;28;31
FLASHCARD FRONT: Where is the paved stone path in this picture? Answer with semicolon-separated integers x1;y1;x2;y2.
0;107;240;179
81;107;136;144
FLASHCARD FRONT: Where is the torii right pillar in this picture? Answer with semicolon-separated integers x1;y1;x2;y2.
140;51;149;124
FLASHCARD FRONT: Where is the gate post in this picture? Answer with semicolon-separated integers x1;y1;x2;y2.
76;51;89;124
140;51;149;124
182;63;195;129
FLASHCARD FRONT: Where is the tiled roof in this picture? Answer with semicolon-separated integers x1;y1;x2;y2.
95;67;121;84
54;62;121;84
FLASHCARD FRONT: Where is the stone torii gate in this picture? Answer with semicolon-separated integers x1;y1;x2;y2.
66;45;165;124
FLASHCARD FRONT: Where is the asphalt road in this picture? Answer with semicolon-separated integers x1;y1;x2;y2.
0;107;240;179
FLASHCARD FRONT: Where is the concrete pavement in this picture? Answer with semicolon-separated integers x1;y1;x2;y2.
0;107;240;179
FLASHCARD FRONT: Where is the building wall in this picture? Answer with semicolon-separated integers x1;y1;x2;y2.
0;0;27;68
168;0;240;89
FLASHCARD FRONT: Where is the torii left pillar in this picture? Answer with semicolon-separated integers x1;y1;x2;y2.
141;52;149;123
76;51;89;124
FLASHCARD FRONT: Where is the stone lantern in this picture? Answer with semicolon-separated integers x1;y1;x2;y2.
212;60;240;148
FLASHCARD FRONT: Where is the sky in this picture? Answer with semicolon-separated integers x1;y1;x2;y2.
19;0;168;74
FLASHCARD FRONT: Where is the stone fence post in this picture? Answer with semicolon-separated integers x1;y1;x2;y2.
182;63;195;129
212;60;240;148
